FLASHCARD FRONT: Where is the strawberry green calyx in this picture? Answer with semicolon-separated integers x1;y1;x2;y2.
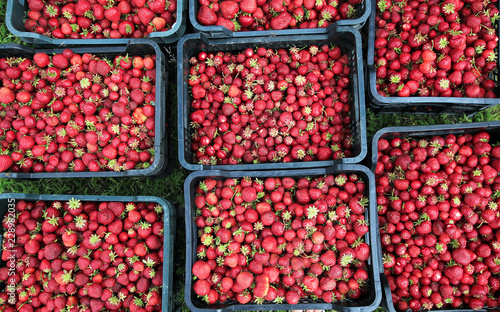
68;198;81;210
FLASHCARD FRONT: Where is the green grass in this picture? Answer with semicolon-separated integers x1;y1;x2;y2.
0;3;500;309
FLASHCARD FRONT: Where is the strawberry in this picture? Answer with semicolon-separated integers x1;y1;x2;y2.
215;17;237;31
0;155;13;172
194;279;211;296
151;17;167;31
240;0;257;13
452;248;476;266
149;0;166;14
43;243;63;260
220;1;239;19
270;12;293;30
236;271;254;289
104;7;121;22
198;5;217;25
62;230;78;247
192;260;211;279
138;7;156;25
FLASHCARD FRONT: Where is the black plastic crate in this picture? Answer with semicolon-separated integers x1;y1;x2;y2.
0;193;176;311
0;40;169;179
370;120;500;312
366;0;500;115
189;0;370;37
6;0;186;46
177;26;367;171
184;164;382;312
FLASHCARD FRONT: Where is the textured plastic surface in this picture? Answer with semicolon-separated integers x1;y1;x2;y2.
370;121;500;312
0;193;176;312
177;27;367;171
184;164;382;312
0;40;168;179
367;101;491;117
366;0;500;115
6;0;186;46
189;0;370;37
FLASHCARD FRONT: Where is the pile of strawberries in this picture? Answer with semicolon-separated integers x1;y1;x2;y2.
188;45;355;166
375;131;500;310
373;0;499;98
190;175;372;305
196;0;363;31
25;0;177;39
0;49;157;173
0;199;165;312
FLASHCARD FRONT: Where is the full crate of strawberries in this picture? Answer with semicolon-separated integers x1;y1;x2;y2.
0;40;168;178
177;27;367;171
0;193;175;312
372;121;500;311
6;0;187;45
184;166;382;311
367;0;500;115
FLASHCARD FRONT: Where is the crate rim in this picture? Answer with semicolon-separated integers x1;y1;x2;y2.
177;28;368;171
183;164;382;312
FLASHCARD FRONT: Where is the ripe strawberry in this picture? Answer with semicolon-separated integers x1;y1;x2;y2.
43;242;63;260
198;5;217;25
240;0;257;13
220;1;239;19
0;155;13;172
236;271;253;289
270;12;293;30
62;230;78;247
0;87;15;104
138;7;156;25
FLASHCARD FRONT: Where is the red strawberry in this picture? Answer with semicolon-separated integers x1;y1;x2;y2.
239;0;257;13
62;230;77;247
104;7;121;22
138;7;155;25
192;261;211;280
149;0;166;13
220;1;239;19
215;17;237;31
193;279;210;296
254;275;270;298
452;248;476;266
270;12;292;30
43;243;63;260
0;155;13;172
0;87;15;104
198;5;217;25
236;271;253;289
